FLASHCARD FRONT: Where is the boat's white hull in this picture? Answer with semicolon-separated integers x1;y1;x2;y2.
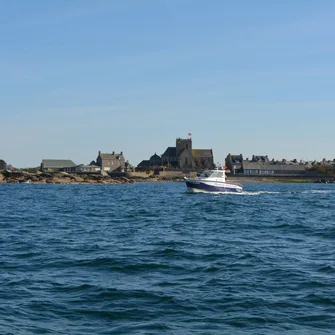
185;179;242;193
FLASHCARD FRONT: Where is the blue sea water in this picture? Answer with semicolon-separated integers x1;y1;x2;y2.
1;182;335;334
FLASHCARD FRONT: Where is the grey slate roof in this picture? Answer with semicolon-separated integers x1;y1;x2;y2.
230;155;243;164
42;159;76;169
251;155;269;162
161;147;176;158
100;153;124;160
137;160;151;167
150;153;161;161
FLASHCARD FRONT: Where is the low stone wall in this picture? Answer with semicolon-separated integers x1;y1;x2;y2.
159;171;184;178
126;171;153;178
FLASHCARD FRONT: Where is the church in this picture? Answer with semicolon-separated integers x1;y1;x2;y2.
161;138;214;169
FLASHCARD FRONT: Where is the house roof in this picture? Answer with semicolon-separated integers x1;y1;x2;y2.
99;153;124;160
251;155;269;162
192;149;213;158
137;160;152;167
137;160;149;167
230;154;243;164
150;153;161;161
161;147;176;158
42;159;76;169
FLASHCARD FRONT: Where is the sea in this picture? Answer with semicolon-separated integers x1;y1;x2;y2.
1;182;335;334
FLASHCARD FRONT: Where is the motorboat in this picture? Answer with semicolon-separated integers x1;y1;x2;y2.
184;168;243;193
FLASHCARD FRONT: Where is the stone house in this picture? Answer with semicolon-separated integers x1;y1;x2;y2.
96;151;125;172
41;159;77;172
225;154;243;174
161;138;214;170
0;159;7;170
192;149;214;170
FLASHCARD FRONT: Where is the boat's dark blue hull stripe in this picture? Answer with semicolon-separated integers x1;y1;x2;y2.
186;181;241;193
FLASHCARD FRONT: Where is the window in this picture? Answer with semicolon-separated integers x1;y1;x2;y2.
200;171;211;178
211;172;223;178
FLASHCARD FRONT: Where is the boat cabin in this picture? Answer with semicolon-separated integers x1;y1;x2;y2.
198;170;226;181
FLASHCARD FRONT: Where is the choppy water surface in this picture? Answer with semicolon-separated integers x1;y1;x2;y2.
1;182;335;334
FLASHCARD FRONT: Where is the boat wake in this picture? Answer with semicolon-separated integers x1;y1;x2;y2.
304;190;333;194
236;191;282;196
192;189;335;196
187;190;281;196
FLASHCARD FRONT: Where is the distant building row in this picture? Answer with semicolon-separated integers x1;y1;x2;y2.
30;137;215;173
38;138;214;173
225;154;334;176
2;141;335;176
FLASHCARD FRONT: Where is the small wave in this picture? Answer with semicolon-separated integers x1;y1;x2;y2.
13;252;42;259
304;293;335;306
240;191;282;196
318;265;335;274
303;190;333;194
294;314;334;324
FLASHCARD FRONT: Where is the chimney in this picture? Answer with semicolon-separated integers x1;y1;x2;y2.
120;151;123;155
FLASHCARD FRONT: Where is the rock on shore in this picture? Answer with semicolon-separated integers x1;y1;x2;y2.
0;170;184;184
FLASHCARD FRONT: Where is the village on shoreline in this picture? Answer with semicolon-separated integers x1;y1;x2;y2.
1;136;335;184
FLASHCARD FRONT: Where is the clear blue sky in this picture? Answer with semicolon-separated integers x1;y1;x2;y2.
1;0;334;168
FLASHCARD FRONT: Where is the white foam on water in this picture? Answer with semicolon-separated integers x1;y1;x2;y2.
304;190;333;194
199;190;283;196
240;191;281;196
228;191;282;196
187;188;334;196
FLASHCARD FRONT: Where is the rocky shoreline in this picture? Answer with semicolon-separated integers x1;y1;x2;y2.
0;170;327;185
0;170;185;184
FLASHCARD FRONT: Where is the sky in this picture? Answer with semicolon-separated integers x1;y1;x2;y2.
1;0;335;168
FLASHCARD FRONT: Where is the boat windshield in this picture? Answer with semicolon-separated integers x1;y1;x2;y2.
199;171;212;178
211;171;224;178
199;170;224;178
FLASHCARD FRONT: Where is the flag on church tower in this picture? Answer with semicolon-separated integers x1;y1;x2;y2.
188;133;192;137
